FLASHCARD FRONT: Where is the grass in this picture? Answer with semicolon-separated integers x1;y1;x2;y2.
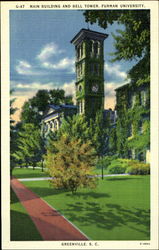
10;188;42;241
12;167;49;179
22;175;150;240
94;167;109;175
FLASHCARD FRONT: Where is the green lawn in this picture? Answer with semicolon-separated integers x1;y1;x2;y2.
22;175;150;240
10;188;42;241
12;167;49;179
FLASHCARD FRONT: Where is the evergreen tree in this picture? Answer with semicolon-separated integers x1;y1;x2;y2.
45;135;97;194
13;123;44;169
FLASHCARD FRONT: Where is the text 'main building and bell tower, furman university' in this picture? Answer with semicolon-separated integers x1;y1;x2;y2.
71;29;108;118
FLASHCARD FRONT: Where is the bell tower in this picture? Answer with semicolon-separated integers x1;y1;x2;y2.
71;29;108;118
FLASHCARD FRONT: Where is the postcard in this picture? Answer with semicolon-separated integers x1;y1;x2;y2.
1;1;159;249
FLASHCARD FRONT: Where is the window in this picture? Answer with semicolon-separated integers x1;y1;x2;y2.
77;47;80;59
90;40;93;53
140;90;146;106
90;63;94;73
81;101;83;114
97;41;101;56
50;122;53;129
131;95;136;108
94;42;98;57
94;63;99;75
45;123;48;132
81;43;83;57
128;124;133;137
79;85;82;92
78;101;83;114
54;120;57;129
138;121;143;135
138;152;145;162
128;149;136;159
129;94;136;108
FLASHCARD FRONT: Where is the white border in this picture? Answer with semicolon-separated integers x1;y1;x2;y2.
1;1;159;249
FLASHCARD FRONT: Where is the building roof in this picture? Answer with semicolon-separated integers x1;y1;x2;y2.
70;28;108;45
49;104;77;109
42;104;77;119
115;83;130;91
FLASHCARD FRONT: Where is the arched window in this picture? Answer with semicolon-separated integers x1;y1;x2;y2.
81;43;83;57
94;42;98;57
97;41;101;56
138;121;143;135
54;120;57;129
79;85;82;92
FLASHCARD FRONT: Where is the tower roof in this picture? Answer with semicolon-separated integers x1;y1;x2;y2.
71;28;108;46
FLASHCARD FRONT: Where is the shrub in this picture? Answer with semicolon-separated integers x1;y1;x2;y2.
126;161;150;175
106;158;131;174
96;155;118;170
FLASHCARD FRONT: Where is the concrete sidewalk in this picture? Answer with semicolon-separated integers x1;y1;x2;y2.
18;173;130;182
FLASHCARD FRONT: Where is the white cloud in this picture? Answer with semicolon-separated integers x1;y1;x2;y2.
11;80;76;96
104;81;130;109
104;81;128;97
105;63;127;79
42;57;75;72
37;42;63;62
15;60;46;76
15;60;32;75
62;80;75;96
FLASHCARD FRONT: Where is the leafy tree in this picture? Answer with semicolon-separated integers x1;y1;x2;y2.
20;89;73;126
13;123;44;170
89;110;109;157
10;90;19;177
83;10;150;84
20;101;42;127
58;112;110;157
58;114;90;143
49;89;73;105
45;135;97;194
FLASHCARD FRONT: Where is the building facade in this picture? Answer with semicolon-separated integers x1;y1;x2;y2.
41;104;77;137
115;81;150;163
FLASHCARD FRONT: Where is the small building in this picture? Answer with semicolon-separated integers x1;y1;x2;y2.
41;104;77;136
115;81;150;163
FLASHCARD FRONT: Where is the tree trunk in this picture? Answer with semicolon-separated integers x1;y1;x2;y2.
33;163;35;170
41;159;44;172
102;166;104;180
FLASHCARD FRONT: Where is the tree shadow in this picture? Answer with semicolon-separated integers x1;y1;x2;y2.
10;210;42;241
66;191;110;199
61;202;150;239
106;177;142;181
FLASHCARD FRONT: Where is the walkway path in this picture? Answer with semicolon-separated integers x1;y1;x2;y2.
18;173;130;182
11;178;88;241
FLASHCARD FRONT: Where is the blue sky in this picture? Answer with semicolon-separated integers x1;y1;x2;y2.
10;10;136;119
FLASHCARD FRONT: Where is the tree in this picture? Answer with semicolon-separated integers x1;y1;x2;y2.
10;90;19;177
89;110;109;157
58;114;90;143
58;112;110;157
20;89;73;126
83;10;150;84
45;135;97;194
13;123;44;170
